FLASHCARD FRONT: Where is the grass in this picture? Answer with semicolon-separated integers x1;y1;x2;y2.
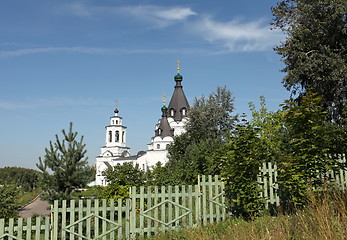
148;189;347;240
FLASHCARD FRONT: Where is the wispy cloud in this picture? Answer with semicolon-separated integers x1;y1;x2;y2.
0;46;233;59
119;5;197;28
0;97;100;110
61;3;196;28
0;47;113;59
190;16;284;52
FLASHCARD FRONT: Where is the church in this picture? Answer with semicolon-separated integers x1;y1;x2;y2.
95;63;190;186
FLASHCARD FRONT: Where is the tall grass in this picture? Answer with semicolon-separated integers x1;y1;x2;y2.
149;189;347;240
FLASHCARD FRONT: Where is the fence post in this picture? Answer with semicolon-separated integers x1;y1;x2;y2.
197;175;202;225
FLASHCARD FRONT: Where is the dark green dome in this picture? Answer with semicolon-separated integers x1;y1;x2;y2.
174;73;183;80
161;105;168;111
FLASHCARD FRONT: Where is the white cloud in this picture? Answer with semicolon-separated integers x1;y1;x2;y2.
0;47;123;59
61;3;197;28
190;16;284;52
0;46;227;59
119;5;197;28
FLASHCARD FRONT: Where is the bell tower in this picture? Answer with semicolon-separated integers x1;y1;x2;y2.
100;106;130;158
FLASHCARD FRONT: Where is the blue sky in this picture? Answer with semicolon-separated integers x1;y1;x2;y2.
0;0;288;169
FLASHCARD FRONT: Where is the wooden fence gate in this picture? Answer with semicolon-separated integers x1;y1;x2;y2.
0;175;225;240
129;175;226;238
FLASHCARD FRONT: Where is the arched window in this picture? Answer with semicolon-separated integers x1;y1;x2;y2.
181;108;187;117
116;120;118;124
108;131;112;142
115;131;119;142
170;108;175;117
122;131;125;142
156;144;160;149
166;144;170;149
158;128;162;135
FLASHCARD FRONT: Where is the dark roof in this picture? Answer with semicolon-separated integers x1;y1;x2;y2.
167;74;189;121
155;106;174;137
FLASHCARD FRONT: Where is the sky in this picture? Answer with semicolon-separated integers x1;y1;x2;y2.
0;0;288;169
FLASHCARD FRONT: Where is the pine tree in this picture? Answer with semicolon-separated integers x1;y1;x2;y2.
37;122;93;203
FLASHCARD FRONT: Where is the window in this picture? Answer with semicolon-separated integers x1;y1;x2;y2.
158;128;162;135
116;120;118;124
181;108;186;116
156;144;160;149
122;131;125;142
166;144;170;149
170;108;175;117
115;131;119;142
108;131;112;142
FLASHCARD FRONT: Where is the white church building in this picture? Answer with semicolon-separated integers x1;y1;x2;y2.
95;66;190;186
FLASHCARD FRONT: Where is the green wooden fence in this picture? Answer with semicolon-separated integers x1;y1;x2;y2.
0;217;50;240
129;175;225;238
0;175;225;240
3;163;347;239
257;155;347;208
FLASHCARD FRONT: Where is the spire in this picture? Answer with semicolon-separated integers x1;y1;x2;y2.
168;60;190;121
114;100;119;116
155;95;174;137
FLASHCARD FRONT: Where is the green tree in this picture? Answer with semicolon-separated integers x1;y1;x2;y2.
167;86;237;184
271;0;347;122
278;91;336;209
0;167;41;191
185;86;237;140
0;185;19;218
221;118;266;219
37;122;93;203
103;162;145;186
249;97;286;160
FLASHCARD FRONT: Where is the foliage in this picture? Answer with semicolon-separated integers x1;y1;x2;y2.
185;86;237;140
0;185;19;219
97;184;129;201
36;122;93;203
271;0;347;122
146;162;172;186
277;91;336;209
221;118;266;219
0;167;41;191
249;96;286;159
103;162;146;186
167;86;237;185
167;136;225;185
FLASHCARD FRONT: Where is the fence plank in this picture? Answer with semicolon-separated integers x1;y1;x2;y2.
147;186;152;236
44;216;50;240
61;200;66;240
94;199;99;238
78;199;83;240
86;199;91;239
188;185;193;226
160;185;166;233
110;198;115;240
8;218;14;239
35;216;41;240
25;217;31;240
